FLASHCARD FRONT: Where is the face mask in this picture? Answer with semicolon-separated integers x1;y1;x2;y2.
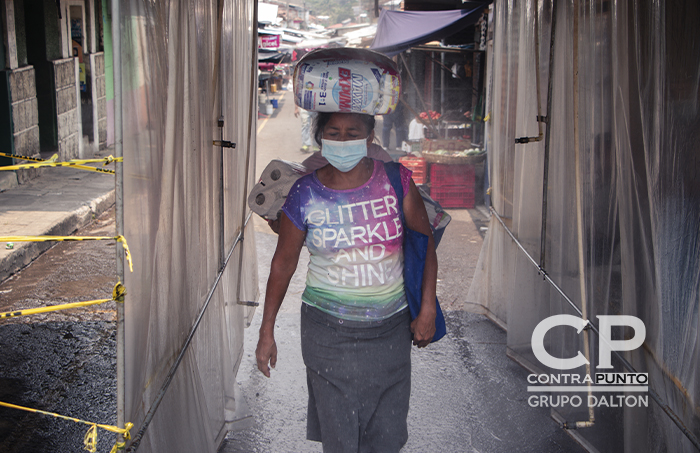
321;138;368;172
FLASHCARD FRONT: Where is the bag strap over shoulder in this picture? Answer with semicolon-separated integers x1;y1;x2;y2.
384;161;405;224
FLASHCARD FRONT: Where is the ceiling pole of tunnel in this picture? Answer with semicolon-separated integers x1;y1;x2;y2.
440;51;445;118
431;51;436;122
539;0;557;270
111;0;126;446
399;53;440;137
534;3;543;140
236;0;259;307
215;0;225;269
571;0;595;429
513;0;545;145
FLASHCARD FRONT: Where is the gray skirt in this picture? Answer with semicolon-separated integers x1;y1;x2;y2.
300;303;412;453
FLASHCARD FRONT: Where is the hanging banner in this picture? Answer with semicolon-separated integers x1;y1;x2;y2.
259;34;280;49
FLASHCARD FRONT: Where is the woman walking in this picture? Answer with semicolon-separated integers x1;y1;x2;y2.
256;48;437;452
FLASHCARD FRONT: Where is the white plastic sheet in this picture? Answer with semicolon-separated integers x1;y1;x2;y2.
469;0;700;451
118;1;258;451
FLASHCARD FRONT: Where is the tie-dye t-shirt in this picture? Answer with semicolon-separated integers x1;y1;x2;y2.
282;159;412;321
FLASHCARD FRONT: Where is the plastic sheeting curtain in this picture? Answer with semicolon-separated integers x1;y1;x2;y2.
117;1;258;451
469;0;699;451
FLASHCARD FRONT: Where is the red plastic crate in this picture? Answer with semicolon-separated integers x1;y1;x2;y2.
430;185;475;208
430;164;475;187
399;156;427;185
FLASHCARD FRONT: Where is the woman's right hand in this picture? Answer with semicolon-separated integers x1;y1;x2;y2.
256;213;305;377
256;332;278;378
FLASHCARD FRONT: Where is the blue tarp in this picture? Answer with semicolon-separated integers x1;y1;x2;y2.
370;6;487;57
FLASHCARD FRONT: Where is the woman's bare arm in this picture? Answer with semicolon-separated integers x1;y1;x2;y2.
256;213;306;376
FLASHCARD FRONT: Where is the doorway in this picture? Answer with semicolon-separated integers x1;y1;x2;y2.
64;1;94;152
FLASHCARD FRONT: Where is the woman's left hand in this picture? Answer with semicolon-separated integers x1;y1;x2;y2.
403;179;439;348
410;309;436;348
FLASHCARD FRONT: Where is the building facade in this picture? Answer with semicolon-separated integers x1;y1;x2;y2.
0;0;106;189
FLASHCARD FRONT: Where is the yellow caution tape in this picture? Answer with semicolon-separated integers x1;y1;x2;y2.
115;235;134;273
0;161;115;174
110;441;126;453
0;282;126;319
112;282;127;302
0;151;58;163
0;400;132;453
0;235;133;272
69;155;123;166
484;113;491;122
0;152;121;174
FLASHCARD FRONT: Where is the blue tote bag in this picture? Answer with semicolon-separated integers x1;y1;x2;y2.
385;162;447;343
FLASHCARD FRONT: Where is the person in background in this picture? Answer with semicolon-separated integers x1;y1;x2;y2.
256;110;437;453
408;115;426;141
294;105;317;153
381;100;408;150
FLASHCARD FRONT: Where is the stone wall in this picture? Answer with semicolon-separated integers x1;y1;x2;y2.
9;66;41;184
53;58;80;161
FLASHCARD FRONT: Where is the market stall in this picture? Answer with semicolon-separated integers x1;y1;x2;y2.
371;7;490;209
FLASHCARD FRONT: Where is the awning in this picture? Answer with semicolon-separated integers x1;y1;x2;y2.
258;47;292;63
370;5;488;57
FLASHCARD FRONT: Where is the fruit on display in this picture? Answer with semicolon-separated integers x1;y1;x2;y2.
419;110;441;121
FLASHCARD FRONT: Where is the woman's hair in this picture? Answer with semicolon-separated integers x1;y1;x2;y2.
312;112;376;147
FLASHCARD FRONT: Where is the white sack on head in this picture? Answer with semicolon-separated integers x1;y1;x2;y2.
293;47;401;115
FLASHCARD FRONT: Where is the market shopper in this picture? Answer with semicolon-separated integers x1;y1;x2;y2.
294;105;317;153
381;100;408;150
255;110;438;452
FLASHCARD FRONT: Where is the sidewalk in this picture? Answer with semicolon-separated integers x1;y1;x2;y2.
0;166;115;283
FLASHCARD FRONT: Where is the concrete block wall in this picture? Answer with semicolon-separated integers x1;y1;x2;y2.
93;53;107;149
9;66;41;184
53;58;80;161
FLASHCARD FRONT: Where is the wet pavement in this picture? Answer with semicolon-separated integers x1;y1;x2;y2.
222;224;586;453
0;209;118;452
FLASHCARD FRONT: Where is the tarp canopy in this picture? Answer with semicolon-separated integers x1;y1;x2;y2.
118;0;259;451
370;5;488;57
259;47;292;63
469;0;700;451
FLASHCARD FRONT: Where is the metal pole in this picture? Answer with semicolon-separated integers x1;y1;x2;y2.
440;51;445;122
236;0;258;306
572;0;595;428
539;0;557;269
111;0;125;442
430;51;435;115
214;0;225;269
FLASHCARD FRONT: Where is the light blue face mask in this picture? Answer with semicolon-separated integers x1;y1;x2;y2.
321;138;368;173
